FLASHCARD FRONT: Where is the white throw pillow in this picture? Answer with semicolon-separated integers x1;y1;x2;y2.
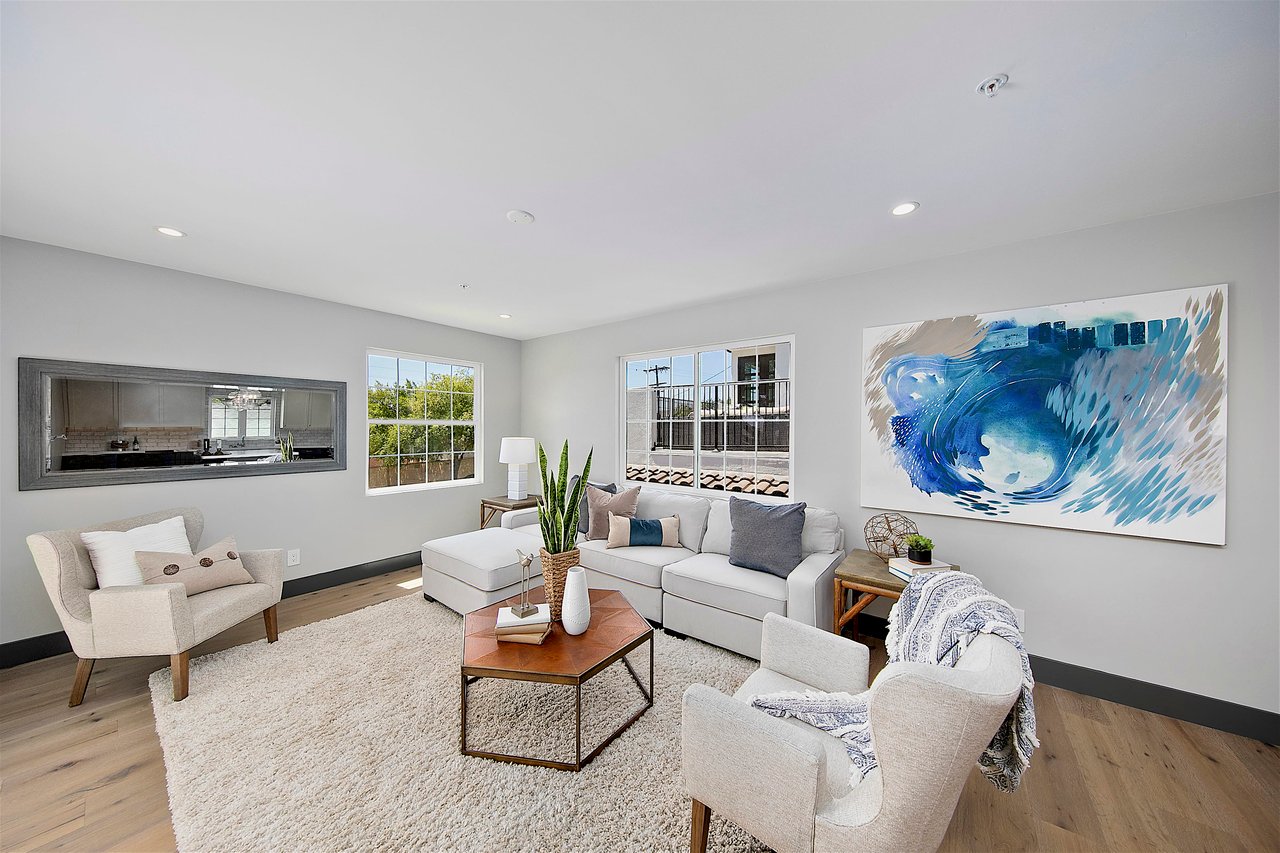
81;515;193;588
701;500;732;555
801;507;841;555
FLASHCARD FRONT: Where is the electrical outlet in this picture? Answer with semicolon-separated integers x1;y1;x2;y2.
287;549;301;567
1011;607;1026;631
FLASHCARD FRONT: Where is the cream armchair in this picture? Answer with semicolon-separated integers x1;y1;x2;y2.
27;507;284;705
681;613;1023;853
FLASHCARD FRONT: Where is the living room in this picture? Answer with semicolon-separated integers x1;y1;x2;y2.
1;2;1277;851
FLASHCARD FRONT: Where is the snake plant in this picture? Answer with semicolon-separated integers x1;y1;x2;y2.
277;432;295;463
536;441;593;555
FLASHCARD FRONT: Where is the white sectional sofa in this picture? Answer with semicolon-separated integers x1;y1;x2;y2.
496;490;844;660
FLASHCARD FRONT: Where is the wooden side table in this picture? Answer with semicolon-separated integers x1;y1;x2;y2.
833;549;906;641
479;494;541;529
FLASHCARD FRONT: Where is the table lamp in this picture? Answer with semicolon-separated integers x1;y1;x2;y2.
499;436;537;500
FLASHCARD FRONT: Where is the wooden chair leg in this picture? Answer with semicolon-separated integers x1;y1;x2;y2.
171;651;190;702
68;657;95;707
691;798;710;853
263;604;279;643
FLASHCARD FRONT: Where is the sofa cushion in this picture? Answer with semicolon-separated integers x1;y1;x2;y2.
729;497;807;578
635;490;711;552
662;552;787;621
421;528;531;591
702;499;732;555
578;538;692;588
189;582;277;644
802;507;841;555
587;485;640;540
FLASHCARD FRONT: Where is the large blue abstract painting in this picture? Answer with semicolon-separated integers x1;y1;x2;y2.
861;285;1227;544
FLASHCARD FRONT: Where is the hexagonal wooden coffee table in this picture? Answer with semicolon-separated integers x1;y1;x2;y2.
460;587;654;771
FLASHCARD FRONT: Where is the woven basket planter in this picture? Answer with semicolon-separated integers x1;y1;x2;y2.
539;547;580;621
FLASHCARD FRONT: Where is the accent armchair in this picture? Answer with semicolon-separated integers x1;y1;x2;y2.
681;613;1022;853
27;507;284;706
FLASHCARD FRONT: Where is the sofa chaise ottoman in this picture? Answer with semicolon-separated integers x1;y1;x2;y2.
420;527;542;615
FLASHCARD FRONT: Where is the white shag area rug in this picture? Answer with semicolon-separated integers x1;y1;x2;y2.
149;594;769;852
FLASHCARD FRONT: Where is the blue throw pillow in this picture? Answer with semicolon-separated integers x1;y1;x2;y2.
728;496;807;577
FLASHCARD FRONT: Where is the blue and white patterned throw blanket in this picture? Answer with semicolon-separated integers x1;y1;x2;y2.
751;570;1039;792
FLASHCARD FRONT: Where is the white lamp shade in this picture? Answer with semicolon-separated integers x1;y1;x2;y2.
499;436;537;465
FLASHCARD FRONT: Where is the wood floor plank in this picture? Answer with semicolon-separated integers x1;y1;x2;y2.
2;564;1276;853
1016;686;1108;847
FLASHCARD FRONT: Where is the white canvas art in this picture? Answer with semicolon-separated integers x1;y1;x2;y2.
860;285;1228;544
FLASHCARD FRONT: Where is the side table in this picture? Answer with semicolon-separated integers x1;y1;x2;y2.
833;549;906;641
479;494;541;529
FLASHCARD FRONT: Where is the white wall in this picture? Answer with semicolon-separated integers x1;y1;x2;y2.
0;238;522;644
520;194;1280;712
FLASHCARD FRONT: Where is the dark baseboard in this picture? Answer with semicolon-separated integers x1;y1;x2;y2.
280;551;420;598
0;552;422;670
0;630;72;669
1026;655;1279;745
843;614;1278;745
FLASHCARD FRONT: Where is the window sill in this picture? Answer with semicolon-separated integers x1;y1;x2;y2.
621;480;794;505
367;477;482;496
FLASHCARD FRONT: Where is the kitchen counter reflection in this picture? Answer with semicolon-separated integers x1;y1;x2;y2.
59;447;334;471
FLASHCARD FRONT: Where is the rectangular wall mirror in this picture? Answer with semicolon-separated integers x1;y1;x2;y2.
18;358;347;490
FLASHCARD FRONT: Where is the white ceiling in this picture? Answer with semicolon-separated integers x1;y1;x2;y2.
2;2;1276;340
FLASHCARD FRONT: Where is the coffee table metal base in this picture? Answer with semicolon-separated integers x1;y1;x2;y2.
459;633;654;771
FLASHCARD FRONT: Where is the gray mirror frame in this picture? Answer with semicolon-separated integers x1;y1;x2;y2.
18;357;347;490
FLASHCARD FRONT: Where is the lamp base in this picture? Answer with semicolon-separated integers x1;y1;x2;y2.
507;464;529;501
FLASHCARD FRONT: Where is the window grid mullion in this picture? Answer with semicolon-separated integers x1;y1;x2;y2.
693;351;702;491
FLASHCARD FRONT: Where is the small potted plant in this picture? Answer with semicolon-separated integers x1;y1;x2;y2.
536;441;593;621
905;534;934;565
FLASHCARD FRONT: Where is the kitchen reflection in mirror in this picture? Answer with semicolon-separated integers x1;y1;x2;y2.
18;358;346;490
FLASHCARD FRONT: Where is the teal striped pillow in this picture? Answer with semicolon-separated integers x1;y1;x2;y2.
606;513;680;548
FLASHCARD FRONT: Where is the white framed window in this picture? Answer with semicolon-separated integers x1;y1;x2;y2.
620;335;793;498
366;349;482;494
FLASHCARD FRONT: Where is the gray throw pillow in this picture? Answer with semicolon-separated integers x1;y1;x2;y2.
728;496;808;578
569;476;617;535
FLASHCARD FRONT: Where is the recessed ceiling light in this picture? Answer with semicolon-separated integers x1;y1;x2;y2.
891;202;920;216
155;226;186;237
498;314;512;319
976;74;1009;98
506;210;535;224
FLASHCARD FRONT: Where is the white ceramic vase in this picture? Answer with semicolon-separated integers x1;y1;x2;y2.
561;566;591;635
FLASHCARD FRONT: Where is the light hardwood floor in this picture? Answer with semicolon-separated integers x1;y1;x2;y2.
2;567;1276;852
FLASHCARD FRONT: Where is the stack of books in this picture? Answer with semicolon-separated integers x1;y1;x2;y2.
494;603;552;645
887;557;953;583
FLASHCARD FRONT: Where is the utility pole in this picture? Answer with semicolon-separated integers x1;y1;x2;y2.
642;365;670;387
